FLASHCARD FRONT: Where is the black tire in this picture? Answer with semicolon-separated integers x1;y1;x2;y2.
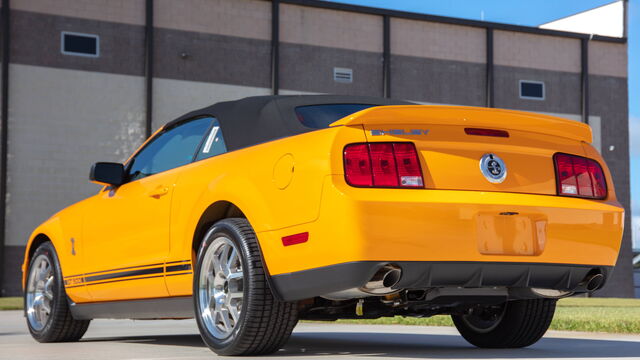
193;218;298;356
24;242;91;342
452;298;556;348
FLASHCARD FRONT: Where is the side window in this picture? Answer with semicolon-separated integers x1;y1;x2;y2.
128;117;212;181
195;118;227;161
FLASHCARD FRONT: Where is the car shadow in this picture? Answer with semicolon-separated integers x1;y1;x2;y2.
83;334;206;348
277;332;640;358
82;331;640;359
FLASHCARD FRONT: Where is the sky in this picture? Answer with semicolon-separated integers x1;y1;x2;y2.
324;0;639;250
628;0;639;251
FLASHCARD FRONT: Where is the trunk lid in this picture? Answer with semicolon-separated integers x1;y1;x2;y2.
332;105;592;195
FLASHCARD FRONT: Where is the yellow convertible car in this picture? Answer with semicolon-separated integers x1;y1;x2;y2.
22;95;623;355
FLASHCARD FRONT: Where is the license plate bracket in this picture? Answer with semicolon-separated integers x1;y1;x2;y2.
476;212;547;256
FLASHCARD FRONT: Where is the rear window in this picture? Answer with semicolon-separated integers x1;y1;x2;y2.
295;104;375;129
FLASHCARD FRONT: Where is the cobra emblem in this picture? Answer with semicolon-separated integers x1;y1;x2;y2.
480;153;507;183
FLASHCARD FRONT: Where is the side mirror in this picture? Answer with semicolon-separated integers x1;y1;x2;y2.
90;162;125;186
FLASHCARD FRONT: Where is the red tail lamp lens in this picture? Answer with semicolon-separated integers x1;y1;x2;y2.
554;153;607;199
344;144;373;187
393;143;424;187
588;161;607;198
344;143;424;188
369;143;399;187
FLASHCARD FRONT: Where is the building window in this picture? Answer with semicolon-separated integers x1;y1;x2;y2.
519;80;545;100
61;31;99;57
333;67;353;83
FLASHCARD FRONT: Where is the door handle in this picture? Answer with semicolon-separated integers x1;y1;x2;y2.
148;186;169;198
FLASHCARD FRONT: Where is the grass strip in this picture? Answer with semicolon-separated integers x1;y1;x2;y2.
331;297;640;334
0;297;22;311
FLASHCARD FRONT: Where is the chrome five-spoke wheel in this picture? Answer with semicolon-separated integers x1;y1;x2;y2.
26;254;55;331
198;236;244;339
25;242;90;342
194;218;298;356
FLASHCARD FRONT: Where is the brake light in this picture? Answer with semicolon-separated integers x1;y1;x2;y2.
554;153;607;199
464;128;509;138
369;143;398;186
344;144;372;187
393;143;424;187
344;143;424;188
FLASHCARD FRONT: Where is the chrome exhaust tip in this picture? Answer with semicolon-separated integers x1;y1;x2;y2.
361;264;402;295
582;273;605;292
530;288;574;299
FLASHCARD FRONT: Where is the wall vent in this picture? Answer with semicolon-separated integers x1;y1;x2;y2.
61;31;99;57
333;67;353;83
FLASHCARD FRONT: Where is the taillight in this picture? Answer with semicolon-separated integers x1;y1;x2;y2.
369;143;399;187
464;128;509;138
554;153;607;199
393;143;424;187
344;142;424;188
344;144;372;187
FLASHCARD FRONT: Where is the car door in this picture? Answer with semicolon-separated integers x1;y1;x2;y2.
82;117;213;301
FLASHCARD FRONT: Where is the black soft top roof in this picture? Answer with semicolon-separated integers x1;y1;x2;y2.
166;95;412;151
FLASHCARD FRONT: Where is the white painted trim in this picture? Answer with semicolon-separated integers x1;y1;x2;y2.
202;125;220;154
61;31;100;58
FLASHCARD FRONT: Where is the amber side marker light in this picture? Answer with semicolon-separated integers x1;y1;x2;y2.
282;232;309;246
554;153;607;199
464;128;509;137
344;142;424;188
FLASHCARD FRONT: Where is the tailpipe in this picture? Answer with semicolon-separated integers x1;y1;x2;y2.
360;264;402;295
580;273;605;292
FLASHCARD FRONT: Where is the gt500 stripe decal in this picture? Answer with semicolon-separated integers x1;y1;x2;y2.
63;260;192;287
84;267;164;283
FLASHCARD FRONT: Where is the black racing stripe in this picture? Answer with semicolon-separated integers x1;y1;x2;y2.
64;262;164;279
64;261;192;285
165;272;193;277
65;272;194;288
165;260;191;265
166;264;192;273
84;266;164;283
81;274;166;287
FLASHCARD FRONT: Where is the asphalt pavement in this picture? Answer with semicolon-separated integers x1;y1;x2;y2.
1;310;640;360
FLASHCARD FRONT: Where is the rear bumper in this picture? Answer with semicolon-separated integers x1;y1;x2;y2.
271;261;612;301
259;176;624;276
258;176;623;301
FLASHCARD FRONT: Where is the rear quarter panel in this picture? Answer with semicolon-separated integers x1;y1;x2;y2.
165;125;366;295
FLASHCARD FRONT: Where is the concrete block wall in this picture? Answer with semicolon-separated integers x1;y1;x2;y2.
390;18;486;105
588;41;632;297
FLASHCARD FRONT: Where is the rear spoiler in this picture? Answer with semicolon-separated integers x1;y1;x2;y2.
330;105;592;143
